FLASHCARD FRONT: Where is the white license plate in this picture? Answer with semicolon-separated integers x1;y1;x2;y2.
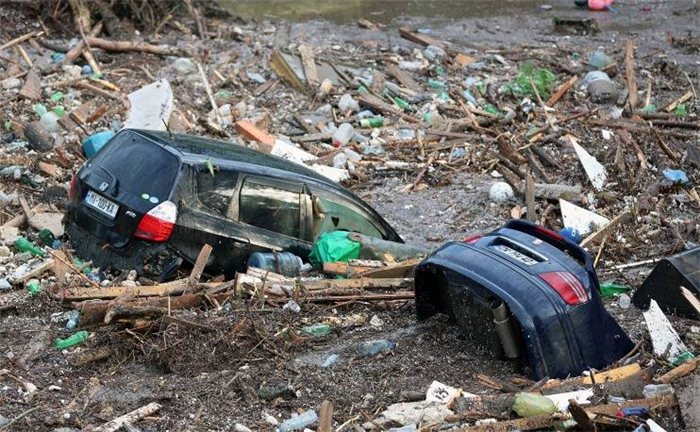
84;190;119;219
493;244;539;266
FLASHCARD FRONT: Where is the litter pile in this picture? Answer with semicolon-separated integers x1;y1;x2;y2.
1;0;699;431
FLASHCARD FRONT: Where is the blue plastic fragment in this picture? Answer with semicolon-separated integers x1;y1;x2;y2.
663;169;689;185
559;227;582;244
82;65;92;75
617;407;650;418
82;130;116;158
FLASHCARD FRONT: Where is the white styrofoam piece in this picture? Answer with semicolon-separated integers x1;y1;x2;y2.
544;388;594;412
123;79;174;131
559;199;610;235
425;381;465;404
568;135;607;191
271;139;316;164
643;300;689;359
311;164;349;183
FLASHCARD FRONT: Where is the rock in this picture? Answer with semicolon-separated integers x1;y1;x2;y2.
24;121;55;152
19;69;42;100
0;226;19;244
381;401;453;425
489;182;514;203
1;77;22;90
257;383;295;401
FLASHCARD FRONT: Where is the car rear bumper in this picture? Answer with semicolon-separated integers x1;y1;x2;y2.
65;221;182;281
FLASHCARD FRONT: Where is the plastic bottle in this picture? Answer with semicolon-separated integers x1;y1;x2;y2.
642;384;674;399
33;103;48;117
279;410;318;432
247;252;304;277
321;354;340;368
15;237;45;257
55;331;89;349
618;293;631;309
356;339;397;356
359;117;387;128
40;112;61;133
332;123;354;147
582;71;617;103
301;323;332;337
338;94;359;113
66;310;80;330
38;228;56;247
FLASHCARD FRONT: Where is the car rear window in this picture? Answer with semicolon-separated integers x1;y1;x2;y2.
93;132;180;199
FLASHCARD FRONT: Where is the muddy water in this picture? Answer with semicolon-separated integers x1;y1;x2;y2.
219;0;550;24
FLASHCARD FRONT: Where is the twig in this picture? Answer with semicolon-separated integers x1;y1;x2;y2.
197;62;225;128
0;31;44;52
0;406;39;431
546;75;578;107
84;36;181;56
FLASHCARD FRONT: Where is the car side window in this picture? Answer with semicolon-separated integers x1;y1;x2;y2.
239;180;301;238
197;169;239;216
312;196;382;240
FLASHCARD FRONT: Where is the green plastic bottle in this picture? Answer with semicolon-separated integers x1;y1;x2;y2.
26;280;41;296
600;282;631;297
55;331;89;349
14;237;45;257
301;323;332;337
359;117;386;128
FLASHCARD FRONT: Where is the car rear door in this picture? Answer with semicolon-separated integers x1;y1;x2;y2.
72;131;181;247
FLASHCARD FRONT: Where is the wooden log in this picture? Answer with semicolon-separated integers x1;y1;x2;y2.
306;291;414;303
104;304;169;324
62;279;222;301
93;402;162;432
75;293;213;325
358;258;422;279
69;346;112;367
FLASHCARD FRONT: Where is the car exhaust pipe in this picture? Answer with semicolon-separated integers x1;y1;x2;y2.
491;300;522;359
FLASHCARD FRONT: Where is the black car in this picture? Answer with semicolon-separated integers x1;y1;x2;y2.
415;220;633;379
65;129;402;280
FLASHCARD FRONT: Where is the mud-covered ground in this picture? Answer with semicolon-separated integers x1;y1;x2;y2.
1;1;700;431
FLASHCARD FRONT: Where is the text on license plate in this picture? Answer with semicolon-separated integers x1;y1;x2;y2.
493;245;539;266
84;190;119;218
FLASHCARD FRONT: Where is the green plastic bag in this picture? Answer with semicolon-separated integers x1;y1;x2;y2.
512;392;557;417
309;231;361;269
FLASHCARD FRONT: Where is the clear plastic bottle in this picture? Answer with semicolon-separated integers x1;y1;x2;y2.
356;339;397;356
332;123;354;147
66;310;80;330
642;384;674;398
279;410;318;432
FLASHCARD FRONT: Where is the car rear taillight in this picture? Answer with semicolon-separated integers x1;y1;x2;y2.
534;225;565;242
134;200;177;242
539;271;589;305
69;173;78;200
463;235;482;244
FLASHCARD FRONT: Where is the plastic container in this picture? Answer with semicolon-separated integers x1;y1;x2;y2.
512;392;558;417
332;123;354;147
247;252;303;277
55;331;89;349
279;410;318;432
338;94;359;112
356;339;396;356
642;384;674;398
15;237;45;257
82;130;116;158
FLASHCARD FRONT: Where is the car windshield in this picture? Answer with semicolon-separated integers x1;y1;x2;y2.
93;132;180;199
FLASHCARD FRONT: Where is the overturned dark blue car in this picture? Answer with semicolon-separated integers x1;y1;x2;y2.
415;220;633;380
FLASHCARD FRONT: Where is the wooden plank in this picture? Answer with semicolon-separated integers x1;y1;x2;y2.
302;277;411;291
585;395;677;417
385;64;421;92
656;357;699;384
580;211;632;247
643;300;689;359
62;279;223;301
545;75;578;107
399;27;444;47
680;286;700;318
664;90;693;113
188;243;212;288
543;363;642;389
358;258;422;279
298;44;319;88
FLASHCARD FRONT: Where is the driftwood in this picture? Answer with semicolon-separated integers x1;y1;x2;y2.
104;304;169;324
84;36;181;56
0;31;44;51
92;402;162;432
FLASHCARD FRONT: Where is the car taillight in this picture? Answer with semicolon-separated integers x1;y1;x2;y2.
134;200;177;242
69;173;78;200
534;225;565;242
539;271;589;305
463;235;482;244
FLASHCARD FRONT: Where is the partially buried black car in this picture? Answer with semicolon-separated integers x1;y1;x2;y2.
65;129;402;280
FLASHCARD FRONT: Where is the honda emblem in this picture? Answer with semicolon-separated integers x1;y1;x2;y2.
99;182;109;191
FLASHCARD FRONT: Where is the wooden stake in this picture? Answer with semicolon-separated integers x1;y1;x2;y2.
188;244;213;288
546;75;578;107
625;39;638;109
318;400;334;432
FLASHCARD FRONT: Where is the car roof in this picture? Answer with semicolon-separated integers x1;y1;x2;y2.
128;129;336;186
